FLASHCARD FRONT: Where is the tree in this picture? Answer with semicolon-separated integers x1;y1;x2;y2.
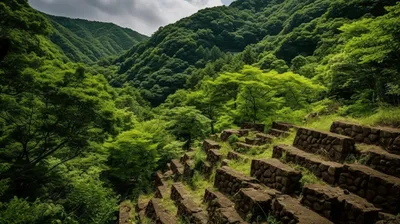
164;107;210;148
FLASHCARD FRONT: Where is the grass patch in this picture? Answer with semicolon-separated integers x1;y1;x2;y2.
358;107;400;128
227;159;252;176
219;142;232;156
289;163;325;187
186;171;214;207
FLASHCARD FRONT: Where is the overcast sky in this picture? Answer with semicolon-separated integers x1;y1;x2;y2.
29;0;234;36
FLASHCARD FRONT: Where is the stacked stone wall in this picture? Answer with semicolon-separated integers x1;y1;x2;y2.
272;144;343;185
331;121;400;155
251;159;302;194
294;127;356;162
214;166;258;196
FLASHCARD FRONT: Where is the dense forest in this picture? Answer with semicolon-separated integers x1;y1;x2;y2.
0;0;400;223
47;15;149;64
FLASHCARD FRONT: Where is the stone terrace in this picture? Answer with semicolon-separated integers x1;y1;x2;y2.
137;119;400;224
273;144;344;185
301;184;381;224
251;158;302;194
272;195;333;224
331;121;400;155
294;127;356;162
214;166;259;196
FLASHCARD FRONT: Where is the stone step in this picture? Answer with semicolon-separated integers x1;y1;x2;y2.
171;159;184;177
235;142;258;151
245;137;263;145
357;144;400;178
145;198;178;224
268;128;290;138
136;198;150;222
177;198;208;224
301;184;381;223
203;139;221;153
234;187;278;221
227;151;248;162
180;151;195;163
155;171;167;187
272;121;299;132
214;166;259;196
251;158;302;194
294;127;356;162
155;185;169;199
241;122;265;132
271;195;333;224
331;121;400;155
272;144;344;185
198;160;213;178
207;149;223;165
171;182;189;203
377;212;400;224
221;129;249;141
204;188;245;223
256;133;275;145
183;160;195;179
338;164;400;214
209;207;248;224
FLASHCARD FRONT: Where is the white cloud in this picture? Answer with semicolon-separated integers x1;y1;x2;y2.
29;0;224;35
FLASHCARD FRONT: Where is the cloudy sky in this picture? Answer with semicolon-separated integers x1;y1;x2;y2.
29;0;234;36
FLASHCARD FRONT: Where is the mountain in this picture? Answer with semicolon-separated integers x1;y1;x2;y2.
114;0;398;105
46;15;148;63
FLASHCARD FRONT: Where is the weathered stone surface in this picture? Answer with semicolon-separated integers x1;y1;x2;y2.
221;129;249;141
293;127;356;162
251;158;302;194
199;160;213;178
183;160;195;179
177;198;208;224
155;171;166;187
171;159;184;177
376;212;400;224
135;198;150;222
272;121;299;132
171;182;189;203
227;151;248;162
338;164;400;214
331;121;400;155
272;195;333;224
204;188;235;209
357;144;400;178
221;159;229;166
241;122;265;132
268;128;290;138
207;149;222;165
214;166;258;196
301;184;380;224
221;129;240;141
120;202;133;224
245;137;263;146
145;198;178;224
209;207;247;224
256;133;275;145
180;151;195;163
203;139;221;153
155;185;169;199
234;188;278;220
273;144;344;185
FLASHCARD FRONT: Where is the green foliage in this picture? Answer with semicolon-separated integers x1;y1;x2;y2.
164;106;211;146
47;15;148;63
227;134;239;146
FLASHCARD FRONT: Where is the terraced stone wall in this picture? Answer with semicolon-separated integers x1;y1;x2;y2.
331;121;400;155
294;127;356;162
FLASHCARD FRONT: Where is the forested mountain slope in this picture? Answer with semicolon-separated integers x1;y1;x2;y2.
114;0;399;105
47;15;148;63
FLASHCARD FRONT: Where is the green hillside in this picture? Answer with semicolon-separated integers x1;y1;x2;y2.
47;15;148;63
115;0;399;106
